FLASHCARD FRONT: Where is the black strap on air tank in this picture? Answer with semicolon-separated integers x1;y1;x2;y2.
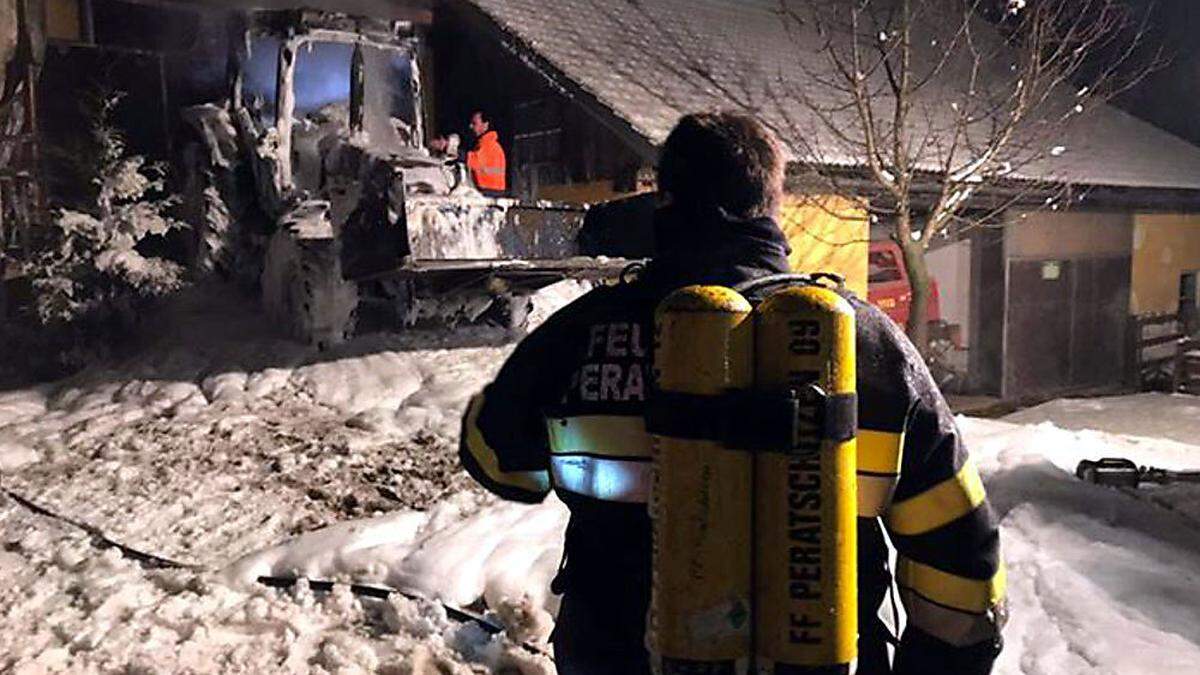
646;385;856;455
648;272;855;454
732;272;846;299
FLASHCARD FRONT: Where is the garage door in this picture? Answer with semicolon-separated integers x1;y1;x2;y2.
1004;257;1130;397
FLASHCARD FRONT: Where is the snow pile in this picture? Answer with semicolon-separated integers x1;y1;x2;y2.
0;387;47;470
224;491;569;638
0;502;553;674
961;401;1200;673
0;441;38;471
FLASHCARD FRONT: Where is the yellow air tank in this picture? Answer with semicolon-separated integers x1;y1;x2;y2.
649;285;755;675
753;284;857;674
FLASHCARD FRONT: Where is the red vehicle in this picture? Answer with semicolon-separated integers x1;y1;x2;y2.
868;240;963;388
867;239;943;330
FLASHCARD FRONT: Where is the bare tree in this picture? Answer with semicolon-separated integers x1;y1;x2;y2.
535;0;1155;352
775;0;1158;351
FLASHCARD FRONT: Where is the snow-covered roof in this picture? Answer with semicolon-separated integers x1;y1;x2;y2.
462;0;1200;192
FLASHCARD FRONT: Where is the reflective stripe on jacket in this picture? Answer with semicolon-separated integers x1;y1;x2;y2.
547;414;653;503
467;130;506;192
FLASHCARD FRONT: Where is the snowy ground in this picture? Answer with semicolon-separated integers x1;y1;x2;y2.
3;284;1200;673
965;410;1200;673
0;283;571;675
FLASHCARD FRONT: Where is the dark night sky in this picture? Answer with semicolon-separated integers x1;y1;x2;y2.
1105;0;1200;146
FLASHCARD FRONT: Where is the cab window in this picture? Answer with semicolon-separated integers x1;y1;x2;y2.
869;249;904;284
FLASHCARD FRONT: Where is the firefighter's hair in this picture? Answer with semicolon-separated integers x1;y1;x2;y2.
657;112;785;220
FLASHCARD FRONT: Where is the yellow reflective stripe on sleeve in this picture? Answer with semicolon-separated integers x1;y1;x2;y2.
857;474;897;517
546;415;653;459
857;429;902;516
887;457;986;536
857;429;903;475
896;556;1007;615
465;394;550;494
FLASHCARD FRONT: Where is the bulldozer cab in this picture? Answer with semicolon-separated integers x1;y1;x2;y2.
238;9;451;210
185;8;628;348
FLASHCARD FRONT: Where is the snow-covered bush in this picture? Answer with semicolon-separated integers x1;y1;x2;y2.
31;91;187;327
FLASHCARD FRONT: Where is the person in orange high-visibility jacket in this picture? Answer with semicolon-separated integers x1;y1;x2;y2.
466;110;507;194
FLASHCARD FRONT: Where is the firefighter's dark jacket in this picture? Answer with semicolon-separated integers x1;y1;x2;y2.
459;205;1006;673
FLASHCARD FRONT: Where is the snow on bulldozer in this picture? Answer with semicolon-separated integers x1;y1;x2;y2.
180;9;628;349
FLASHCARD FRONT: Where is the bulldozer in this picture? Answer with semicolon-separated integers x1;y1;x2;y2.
181;9;628;349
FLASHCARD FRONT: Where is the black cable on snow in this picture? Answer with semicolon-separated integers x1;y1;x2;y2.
256;575;504;634
1;483;554;659
0;484;202;570
255;576;554;659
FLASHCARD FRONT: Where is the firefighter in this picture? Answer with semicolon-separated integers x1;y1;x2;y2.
466;109;506;195
459;112;1006;674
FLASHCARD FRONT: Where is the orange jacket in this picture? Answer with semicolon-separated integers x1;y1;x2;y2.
467;130;507;192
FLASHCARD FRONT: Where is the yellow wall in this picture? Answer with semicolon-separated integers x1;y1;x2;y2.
779;194;869;298
537;180;626;204
45;0;81;42
1131;214;1200;314
542;186;870;296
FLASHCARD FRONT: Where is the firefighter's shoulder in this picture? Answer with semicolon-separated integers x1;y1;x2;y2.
836;290;925;430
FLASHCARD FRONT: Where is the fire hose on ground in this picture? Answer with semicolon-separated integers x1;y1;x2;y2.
0;482;548;656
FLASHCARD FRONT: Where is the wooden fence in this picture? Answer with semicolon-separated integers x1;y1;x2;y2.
1174;338;1200;395
1127;311;1186;389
